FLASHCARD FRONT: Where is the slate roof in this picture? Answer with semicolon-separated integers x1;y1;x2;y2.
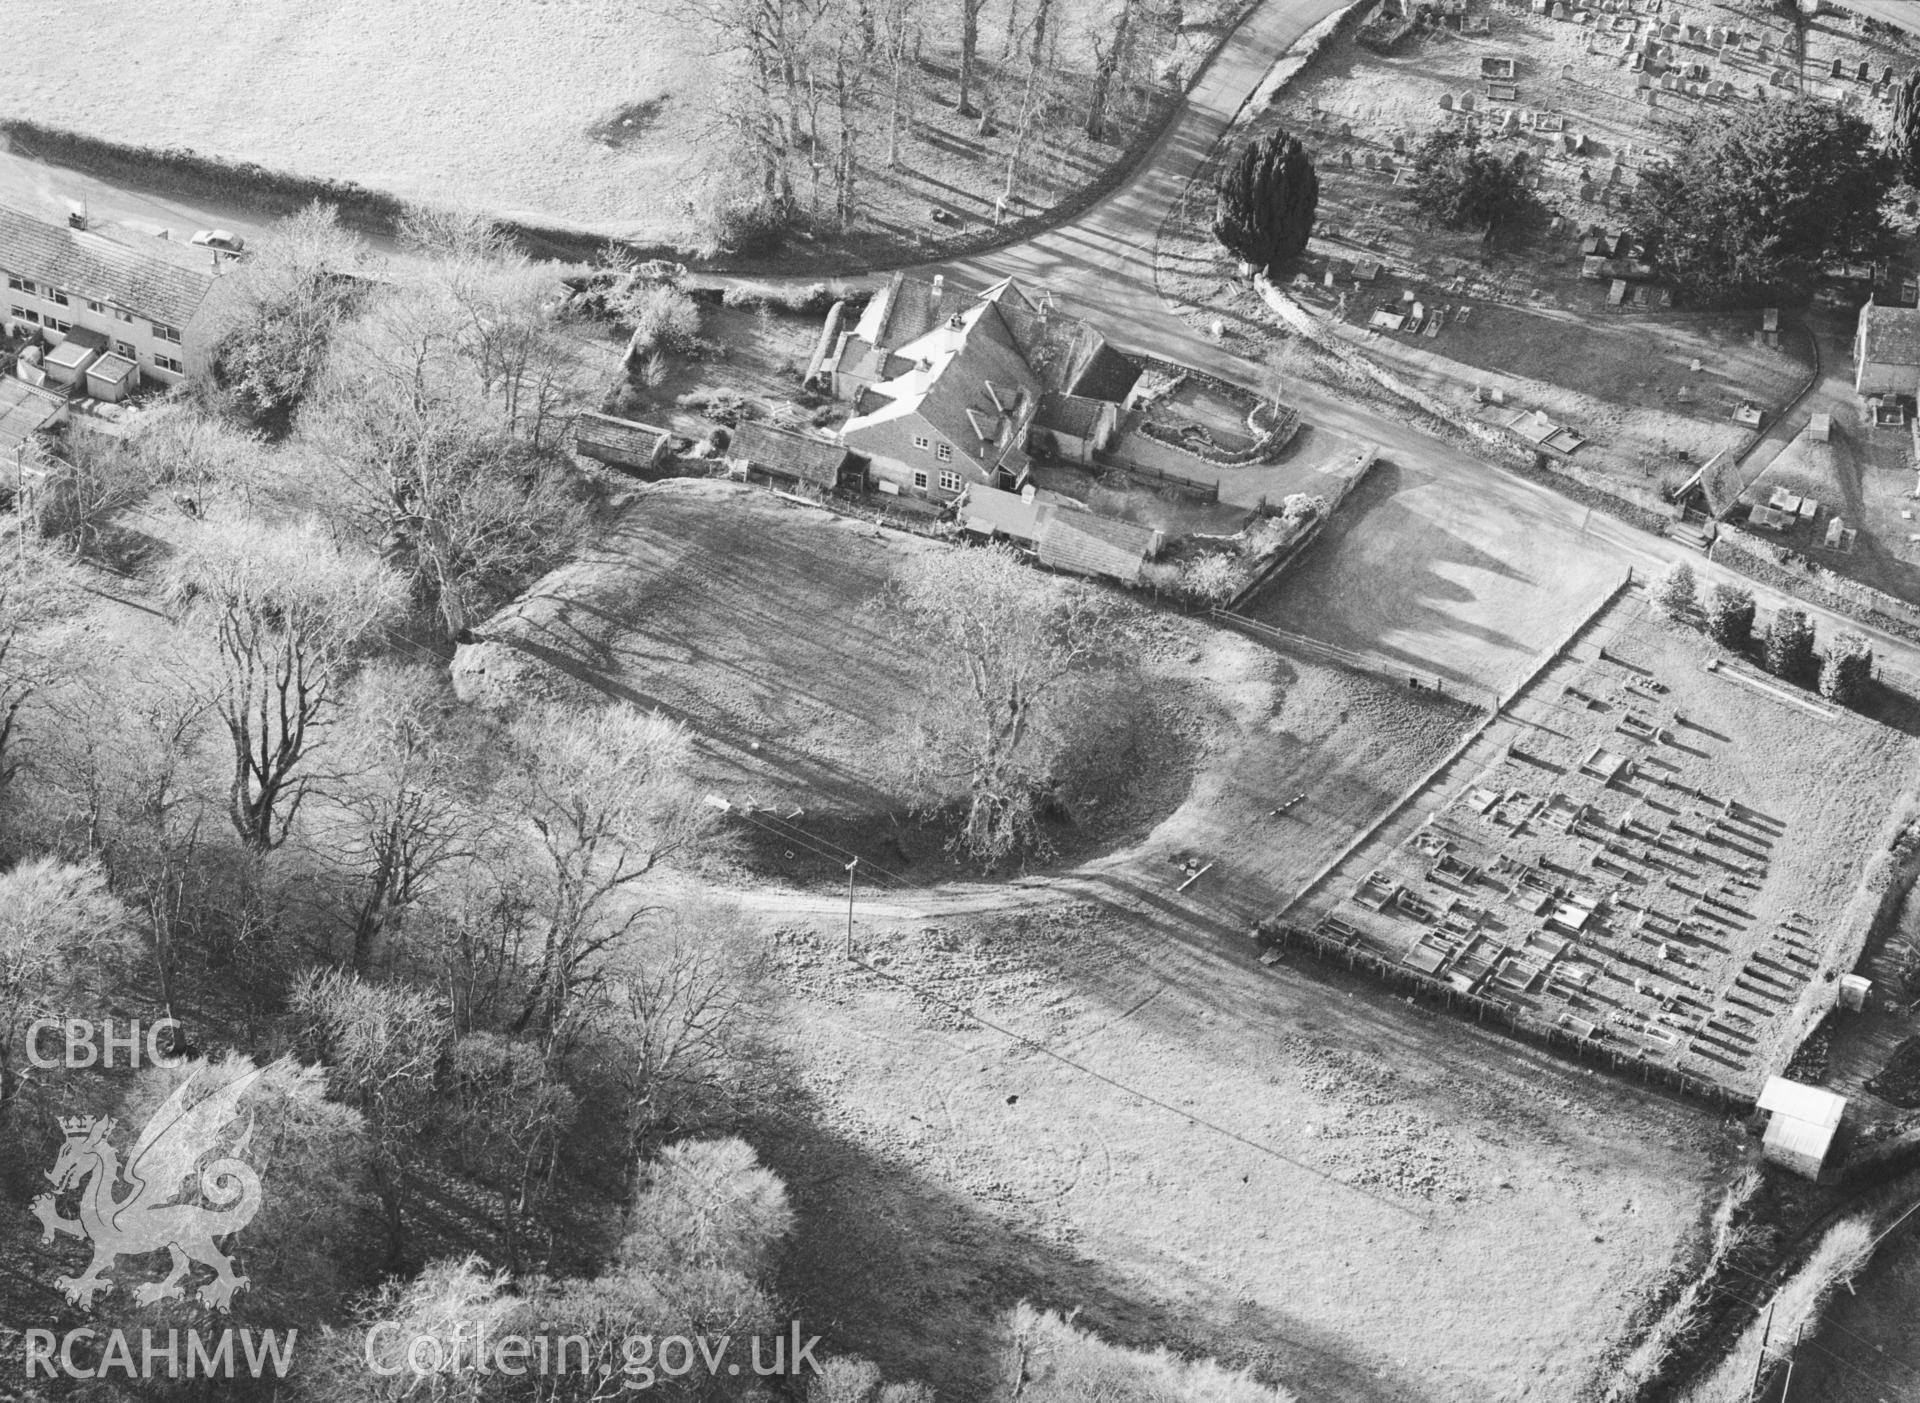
1038;510;1156;583
730;421;852;488
1033;392;1110;441
572;412;672;469
1859;301;1920;366
843;299;1041;479
0;378;66;455
0;207;216;327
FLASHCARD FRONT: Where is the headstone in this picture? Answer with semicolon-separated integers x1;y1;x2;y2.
1363;151;1377;169
1341;148;1354;167
1393;133;1407;154
1859;61;1872;83
1340;121;1354;138
1439;92;1454;111
1324;268;1336;288
1552;1;1568;18
1831;57;1844;79
1562;62;1576;83
1461;91;1477;111
1886;66;1897;86
1380;155;1395;173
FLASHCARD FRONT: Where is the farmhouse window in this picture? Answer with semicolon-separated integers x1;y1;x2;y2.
153;354;184;374
938;471;961;493
935;442;953;462
4;277;24;292
15;309;38;324
152;322;183;344
50;290;69;307
913;470;929;490
46;318;71;334
85;300;105;314
912;435;931;451
115;341;135;359
113;309;134;324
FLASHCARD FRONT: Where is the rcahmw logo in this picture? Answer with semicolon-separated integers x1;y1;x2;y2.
21;1061;296;1381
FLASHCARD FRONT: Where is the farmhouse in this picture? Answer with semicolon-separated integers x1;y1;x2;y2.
1852;299;1920;399
828;273;1138;502
0;205;230;388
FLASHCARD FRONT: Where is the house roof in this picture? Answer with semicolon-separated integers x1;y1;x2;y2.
854;273;1137;404
1038;510;1156;582
842;299;1041;478
1859;301;1920;366
0;377;66;455
730;421;852;487
1034;392;1111;440
0;206;217;327
572;411;671;469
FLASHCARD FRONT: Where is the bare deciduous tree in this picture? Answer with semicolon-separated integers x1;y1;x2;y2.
508;705;717;1041
879;544;1128;868
166;521;406;851
0;859;131;1128
290;968;452;1269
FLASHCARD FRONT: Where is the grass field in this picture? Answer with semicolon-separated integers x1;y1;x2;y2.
757;887;1733;1403
6;0;1232;257
451;479;1236;876
1239;452;1625;696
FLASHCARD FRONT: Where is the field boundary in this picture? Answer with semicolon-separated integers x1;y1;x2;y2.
1265;567;1633;925
0;0;1276;276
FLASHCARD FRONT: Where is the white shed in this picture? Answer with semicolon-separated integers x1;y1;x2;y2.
1756;1076;1845;1180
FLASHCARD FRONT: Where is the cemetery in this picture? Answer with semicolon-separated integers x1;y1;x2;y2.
1159;0;1920;515
1284;587;1918;1099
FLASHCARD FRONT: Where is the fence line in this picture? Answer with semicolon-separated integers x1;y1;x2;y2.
1255;919;1757;1112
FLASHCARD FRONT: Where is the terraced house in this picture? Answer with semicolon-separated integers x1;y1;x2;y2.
1;204;230;395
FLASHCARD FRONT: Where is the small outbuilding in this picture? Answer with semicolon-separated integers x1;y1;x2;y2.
728;421;859;494
572;412;675;474
1756;1076;1845;1180
1854;300;1920;399
85;352;140;403
1037;510;1162;586
1029;392;1119;465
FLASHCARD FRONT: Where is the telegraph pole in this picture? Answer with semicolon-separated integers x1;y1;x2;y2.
844;857;859;961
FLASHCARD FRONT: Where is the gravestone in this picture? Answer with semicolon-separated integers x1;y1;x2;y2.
1859;61;1872;82
1831;57;1844;79
1340;121;1354;137
1363;151;1377;169
1439;92;1454;110
1552;2;1568;18
1562;62;1576;82
1341;148;1354;167
1886;66;1897;86
1380;155;1395;173
1393;133;1407;153
1461;91;1477;111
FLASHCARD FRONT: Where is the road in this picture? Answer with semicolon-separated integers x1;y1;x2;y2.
7;0;1920;685
917;0;1920;686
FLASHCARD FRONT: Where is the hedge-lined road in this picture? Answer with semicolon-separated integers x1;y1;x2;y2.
922;0;1920;685
4;0;1919;682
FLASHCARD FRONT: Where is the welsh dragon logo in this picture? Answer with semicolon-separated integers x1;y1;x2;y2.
30;1066;265;1312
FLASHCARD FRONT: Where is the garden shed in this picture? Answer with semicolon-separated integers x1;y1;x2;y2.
1756;1076;1845;1180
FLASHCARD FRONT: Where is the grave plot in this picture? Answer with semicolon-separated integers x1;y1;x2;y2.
1304;591;1917;1095
1158;0;1919;511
